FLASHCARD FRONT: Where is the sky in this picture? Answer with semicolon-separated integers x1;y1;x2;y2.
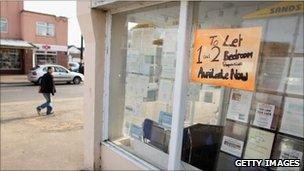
24;1;81;47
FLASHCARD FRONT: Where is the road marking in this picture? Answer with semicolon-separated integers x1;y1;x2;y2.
1;97;83;106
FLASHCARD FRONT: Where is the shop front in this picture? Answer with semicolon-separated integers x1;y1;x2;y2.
78;1;303;170
32;44;68;67
0;39;35;74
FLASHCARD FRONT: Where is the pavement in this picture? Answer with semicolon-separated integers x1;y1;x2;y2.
0;75;29;84
0;83;84;170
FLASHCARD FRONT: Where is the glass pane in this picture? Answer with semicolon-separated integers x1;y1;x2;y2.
0;49;21;70
108;2;180;169
181;1;303;171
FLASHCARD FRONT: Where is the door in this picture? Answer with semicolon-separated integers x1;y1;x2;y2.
54;66;70;81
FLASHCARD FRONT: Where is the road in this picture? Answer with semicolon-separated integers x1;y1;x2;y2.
1;83;83;103
1;83;84;170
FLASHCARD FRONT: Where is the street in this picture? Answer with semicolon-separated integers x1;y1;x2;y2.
0;83;84;170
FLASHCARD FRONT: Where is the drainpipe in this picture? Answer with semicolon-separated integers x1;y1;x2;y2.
80;35;83;62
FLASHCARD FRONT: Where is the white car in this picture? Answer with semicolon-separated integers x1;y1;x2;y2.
27;64;84;85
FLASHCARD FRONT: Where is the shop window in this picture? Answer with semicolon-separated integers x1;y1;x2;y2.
0;17;8;33
108;2;180;169
104;1;303;170
35;51;57;65
0;49;21;70
181;1;304;171
36;22;55;36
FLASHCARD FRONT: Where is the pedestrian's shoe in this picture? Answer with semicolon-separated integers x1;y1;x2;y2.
36;107;41;116
46;111;54;115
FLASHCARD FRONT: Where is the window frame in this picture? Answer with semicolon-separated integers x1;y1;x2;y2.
0;17;8;33
102;2;193;170
36;21;55;37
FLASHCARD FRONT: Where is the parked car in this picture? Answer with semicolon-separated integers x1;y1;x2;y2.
28;64;84;85
68;62;80;72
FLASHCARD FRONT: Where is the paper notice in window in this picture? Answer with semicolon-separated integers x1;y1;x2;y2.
278;148;303;171
220;136;244;157
286;57;304;96
253;102;275;129
244;127;275;159
226;89;253;123
191;27;262;91
280;97;304;138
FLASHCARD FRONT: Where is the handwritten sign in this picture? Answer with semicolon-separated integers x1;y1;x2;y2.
191;27;262;91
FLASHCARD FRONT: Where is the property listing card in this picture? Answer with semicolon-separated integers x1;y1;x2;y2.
244;127;275;159
253;102;275;129
280;97;304;138
226;89;253;123
272;135;304;171
220;121;247;158
221;136;244;157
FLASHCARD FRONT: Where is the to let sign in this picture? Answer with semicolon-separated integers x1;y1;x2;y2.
191;27;262;91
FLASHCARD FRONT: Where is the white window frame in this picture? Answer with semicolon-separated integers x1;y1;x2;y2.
36;21;55;37
102;1;193;170
0;17;8;33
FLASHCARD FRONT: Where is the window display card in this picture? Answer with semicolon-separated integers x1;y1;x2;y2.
244;127;275;159
226;89;253;123
158;79;174;102
221;135;244;157
286;57;304;96
271;134;304;171
277;149;303;171
280;97;304;138
253;102;275;129
257;57;290;93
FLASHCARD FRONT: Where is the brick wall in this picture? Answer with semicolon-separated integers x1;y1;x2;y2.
23;49;33;74
57;51;68;68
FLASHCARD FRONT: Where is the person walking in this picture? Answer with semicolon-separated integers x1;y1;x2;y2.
36;66;56;115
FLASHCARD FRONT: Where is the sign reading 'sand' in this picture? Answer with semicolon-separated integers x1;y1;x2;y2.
191;27;262;91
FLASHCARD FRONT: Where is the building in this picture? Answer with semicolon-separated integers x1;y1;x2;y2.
0;1;68;74
68;45;82;63
77;1;303;170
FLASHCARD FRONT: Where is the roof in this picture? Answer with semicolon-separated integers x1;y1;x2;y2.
0;39;36;49
68;46;81;54
21;10;68;20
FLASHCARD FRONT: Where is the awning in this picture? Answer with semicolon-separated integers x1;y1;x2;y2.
0;39;36;49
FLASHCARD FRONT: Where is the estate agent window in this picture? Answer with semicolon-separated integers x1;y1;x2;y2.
35;50;57;65
0;49;21;70
36;22;55;36
105;1;303;170
0;17;8;33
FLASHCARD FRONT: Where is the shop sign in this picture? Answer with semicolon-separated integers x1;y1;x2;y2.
191;27;262;91
42;44;51;51
243;1;304;19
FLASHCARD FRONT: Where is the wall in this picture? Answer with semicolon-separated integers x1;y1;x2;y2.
57;51;68;68
21;11;68;46
0;1;23;39
23;49;33;74
77;1;152;170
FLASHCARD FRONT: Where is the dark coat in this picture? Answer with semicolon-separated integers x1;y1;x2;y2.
39;73;56;95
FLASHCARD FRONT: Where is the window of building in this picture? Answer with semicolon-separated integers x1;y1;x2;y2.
0;49;21;70
104;1;304;170
0;17;8;33
181;1;304;171
107;2;180;169
35;51;57;65
36;22;55;36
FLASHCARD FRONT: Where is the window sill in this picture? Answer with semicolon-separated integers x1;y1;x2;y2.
102;140;160;171
36;35;55;38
